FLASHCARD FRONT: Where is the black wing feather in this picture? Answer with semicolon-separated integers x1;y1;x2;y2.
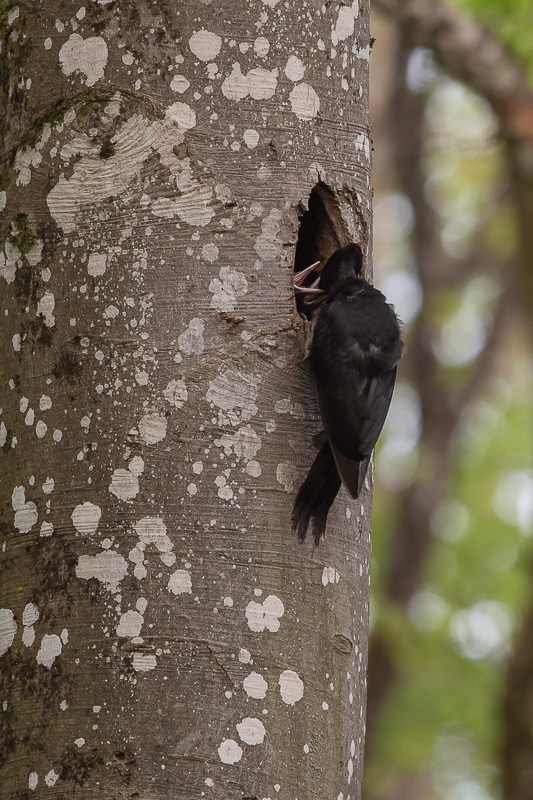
313;288;402;498
292;278;403;541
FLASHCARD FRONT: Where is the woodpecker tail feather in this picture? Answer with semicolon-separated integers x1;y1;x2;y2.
291;440;342;546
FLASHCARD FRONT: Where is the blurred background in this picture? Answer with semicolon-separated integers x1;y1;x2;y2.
367;2;533;799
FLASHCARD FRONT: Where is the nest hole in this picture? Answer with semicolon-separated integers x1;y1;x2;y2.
294;182;351;315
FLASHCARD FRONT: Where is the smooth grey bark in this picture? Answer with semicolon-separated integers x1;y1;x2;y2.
1;1;372;798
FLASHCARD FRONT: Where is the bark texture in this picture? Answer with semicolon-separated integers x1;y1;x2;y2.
1;1;372;798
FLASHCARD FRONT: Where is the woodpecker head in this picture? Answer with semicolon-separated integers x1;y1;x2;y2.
294;243;364;312
318;243;363;294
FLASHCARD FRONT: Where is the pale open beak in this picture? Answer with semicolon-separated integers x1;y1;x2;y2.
294;261;325;306
294;261;320;288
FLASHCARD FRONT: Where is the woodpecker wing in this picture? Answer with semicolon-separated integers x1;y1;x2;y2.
312;284;402;498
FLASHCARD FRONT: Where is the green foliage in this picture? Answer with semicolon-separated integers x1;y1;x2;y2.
368;21;533;795
455;0;533;81
369;367;532;799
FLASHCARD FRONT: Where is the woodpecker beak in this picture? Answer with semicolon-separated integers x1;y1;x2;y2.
294;261;325;305
294;260;321;288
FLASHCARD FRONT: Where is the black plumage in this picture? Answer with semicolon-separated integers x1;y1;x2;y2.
292;243;404;545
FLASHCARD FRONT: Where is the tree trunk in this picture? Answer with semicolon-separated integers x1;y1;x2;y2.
1;2;373;797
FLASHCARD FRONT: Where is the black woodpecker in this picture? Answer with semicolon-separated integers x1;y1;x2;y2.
292;243;404;545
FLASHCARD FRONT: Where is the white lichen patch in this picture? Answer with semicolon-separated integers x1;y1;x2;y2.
35;421;47;439
168;569;192;596
274;397;306;418
40;521;54;537
201;243;219;262
276;463;298;493
284;55;305;82
236;717;266;745
0;240;22;283
178;317;205;355
245;595;284;633
206;369;258;427
355;131;371;160
218;739;243;764
138;413;167;445
44;770;59;788
243;129;260;149
289;83;320;120
13;145;43;187
170;74;190;93
245;460;262;477
71;502;101;536
48;115;170;233
243;670;268;699
151;186;214;227
75;551;128;592
208;266;248;312
254;208;283;261
222;63;278;101
160;552;176;567
353;43;370;61
279;670;304;705
0;609;17;656
22;626;36;647
36;633;62;668
42;476;54;494
134;516;172;552
129;546;146;580
59;34;108;86
28;772;38;790
132;653;157;672
164;379;188;409
12;486;38;534
87;252;107;276
129;456;145;477
215;476;233;501
109;468;139;501
37;292;55;327
109;457;144;501
189;30;222;62
322;566;341;586
22;603;39;627
238;648;251;664
40;395;52;411
116;609;144;638
215;425;261;462
254;36;270;57
165;102;196;131
331;1;359;46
